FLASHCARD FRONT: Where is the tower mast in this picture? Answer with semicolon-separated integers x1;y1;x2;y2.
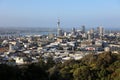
57;18;60;29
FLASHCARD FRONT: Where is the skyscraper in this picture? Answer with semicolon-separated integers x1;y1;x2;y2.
90;28;95;39
99;27;104;36
87;31;91;41
71;27;76;35
90;28;94;34
97;26;104;39
81;25;85;33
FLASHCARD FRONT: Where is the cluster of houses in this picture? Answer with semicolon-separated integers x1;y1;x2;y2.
0;27;120;65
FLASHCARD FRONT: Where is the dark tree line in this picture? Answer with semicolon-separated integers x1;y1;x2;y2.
0;52;120;80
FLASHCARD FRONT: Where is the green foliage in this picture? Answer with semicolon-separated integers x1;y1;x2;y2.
48;66;60;80
73;66;91;80
0;52;120;80
60;66;73;80
0;64;19;80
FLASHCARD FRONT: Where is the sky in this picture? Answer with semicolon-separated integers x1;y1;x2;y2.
0;0;120;29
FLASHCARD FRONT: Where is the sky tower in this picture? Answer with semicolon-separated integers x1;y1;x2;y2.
57;18;63;36
57;19;60;29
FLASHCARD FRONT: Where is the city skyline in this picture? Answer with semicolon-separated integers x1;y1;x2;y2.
0;0;120;29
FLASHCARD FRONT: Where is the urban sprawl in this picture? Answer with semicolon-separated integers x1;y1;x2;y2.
0;20;120;65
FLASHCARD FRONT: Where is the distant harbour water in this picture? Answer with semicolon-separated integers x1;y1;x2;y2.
0;27;57;37
21;31;57;36
0;31;57;38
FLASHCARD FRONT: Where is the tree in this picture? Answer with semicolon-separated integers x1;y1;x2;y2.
73;66;91;80
23;64;48;80
60;66;73;80
48;66;60;80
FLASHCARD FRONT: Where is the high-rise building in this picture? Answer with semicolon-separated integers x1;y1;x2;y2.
99;27;104;36
81;25;85;33
90;28;94;34
97;27;99;33
90;28;95;39
97;26;104;35
71;27;76;35
57;19;63;36
87;31;91;41
97;26;104;39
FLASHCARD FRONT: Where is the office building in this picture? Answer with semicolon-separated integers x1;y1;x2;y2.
81;25;85;33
